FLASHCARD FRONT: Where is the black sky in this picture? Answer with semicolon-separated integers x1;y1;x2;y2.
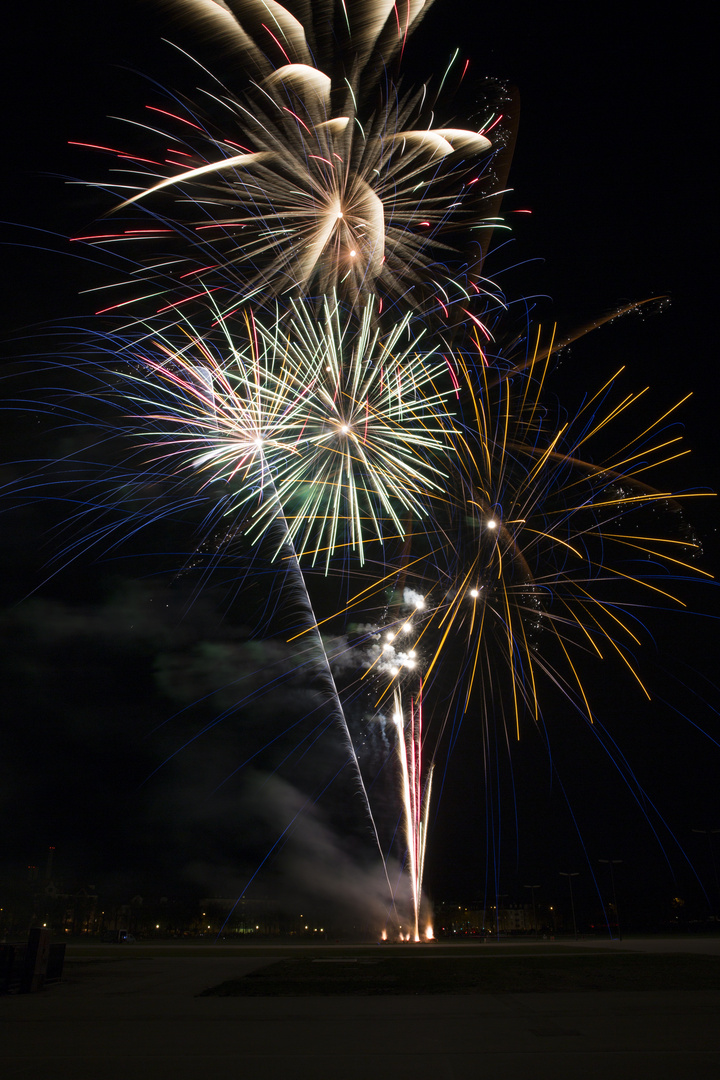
1;1;717;928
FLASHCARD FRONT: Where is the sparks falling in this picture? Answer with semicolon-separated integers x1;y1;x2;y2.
392;687;434;941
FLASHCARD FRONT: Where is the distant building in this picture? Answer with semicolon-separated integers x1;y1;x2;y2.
434;900;532;935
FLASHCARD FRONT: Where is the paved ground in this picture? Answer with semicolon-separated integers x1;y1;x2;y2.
564;935;720;955
2;939;719;1079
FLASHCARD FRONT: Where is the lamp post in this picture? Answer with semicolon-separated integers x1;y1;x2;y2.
559;872;580;939
598;859;623;940
523;884;541;936
492;894;508;940
692;828;720;920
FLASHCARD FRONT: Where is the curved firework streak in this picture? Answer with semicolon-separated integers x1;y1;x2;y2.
73;3;503;317
155;0;437;91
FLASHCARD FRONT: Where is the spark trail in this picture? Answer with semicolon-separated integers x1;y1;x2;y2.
392;687;434;940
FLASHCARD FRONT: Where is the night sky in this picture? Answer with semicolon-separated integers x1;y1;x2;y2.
1;1;717;931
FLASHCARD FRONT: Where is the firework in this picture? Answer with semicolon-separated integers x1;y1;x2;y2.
278;319;710;936
157;0;437;79
48;297;455;572
338;342;709;704
339;336;712;801
7;0;715;939
73;1;501;318
392;687;434;940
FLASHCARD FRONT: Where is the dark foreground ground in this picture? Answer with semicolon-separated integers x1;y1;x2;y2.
2;937;719;1079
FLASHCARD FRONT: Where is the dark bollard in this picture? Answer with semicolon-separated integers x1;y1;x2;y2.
20;928;51;993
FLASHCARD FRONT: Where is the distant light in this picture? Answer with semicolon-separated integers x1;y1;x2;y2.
337;211;344;219
385;632;395;641
340;424;350;433
390;666;399;676
405;659;416;669
401;622;412;633
414;598;425;610
349;249;357;257
487;518;497;530
470;588;479;598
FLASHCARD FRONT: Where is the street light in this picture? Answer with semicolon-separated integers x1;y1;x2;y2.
692;828;720;920
598;859;623;940
523;885;541;936
559;872;580;939
492;895;508;940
